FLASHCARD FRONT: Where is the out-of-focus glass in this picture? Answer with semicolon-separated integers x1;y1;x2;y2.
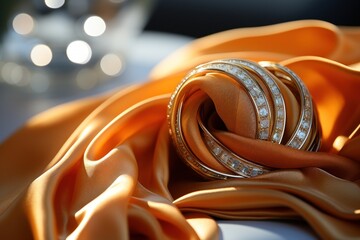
0;0;154;94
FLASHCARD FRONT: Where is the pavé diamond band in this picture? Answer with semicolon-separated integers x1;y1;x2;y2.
167;59;321;179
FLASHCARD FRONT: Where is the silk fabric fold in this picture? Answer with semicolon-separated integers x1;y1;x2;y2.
1;20;360;239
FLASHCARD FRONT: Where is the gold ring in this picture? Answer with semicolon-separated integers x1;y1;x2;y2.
168;58;321;179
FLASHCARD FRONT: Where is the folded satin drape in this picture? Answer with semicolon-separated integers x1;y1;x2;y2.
0;20;360;240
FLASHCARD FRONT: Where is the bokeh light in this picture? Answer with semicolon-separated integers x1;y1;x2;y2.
12;13;35;35
45;0;65;9
84;16;106;37
30;44;53;67
1;62;29;86
100;53;123;76
66;40;92;64
76;68;98;90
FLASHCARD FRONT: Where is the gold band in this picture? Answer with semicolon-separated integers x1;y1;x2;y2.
197;108;272;177
260;61;321;150
168;58;321;179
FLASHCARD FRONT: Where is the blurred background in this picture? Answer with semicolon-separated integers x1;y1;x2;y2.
0;0;359;142
145;0;360;38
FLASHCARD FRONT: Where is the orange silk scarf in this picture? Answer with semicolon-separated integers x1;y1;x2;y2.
0;20;360;240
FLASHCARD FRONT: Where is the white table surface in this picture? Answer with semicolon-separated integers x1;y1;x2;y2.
0;31;318;240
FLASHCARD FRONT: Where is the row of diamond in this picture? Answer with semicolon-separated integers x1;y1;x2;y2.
196;62;272;140
173;115;229;180
168;68;242;179
263;63;313;149
221;59;286;144
198;118;271;177
287;69;313;149
168;67;200;132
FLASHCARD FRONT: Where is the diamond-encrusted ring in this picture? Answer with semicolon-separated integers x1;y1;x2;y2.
197;110;272;178
217;59;286;144
167;58;321;180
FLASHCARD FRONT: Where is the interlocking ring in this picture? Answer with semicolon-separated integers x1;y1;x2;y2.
167;59;321;180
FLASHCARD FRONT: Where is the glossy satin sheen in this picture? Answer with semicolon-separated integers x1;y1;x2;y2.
0;20;360;240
